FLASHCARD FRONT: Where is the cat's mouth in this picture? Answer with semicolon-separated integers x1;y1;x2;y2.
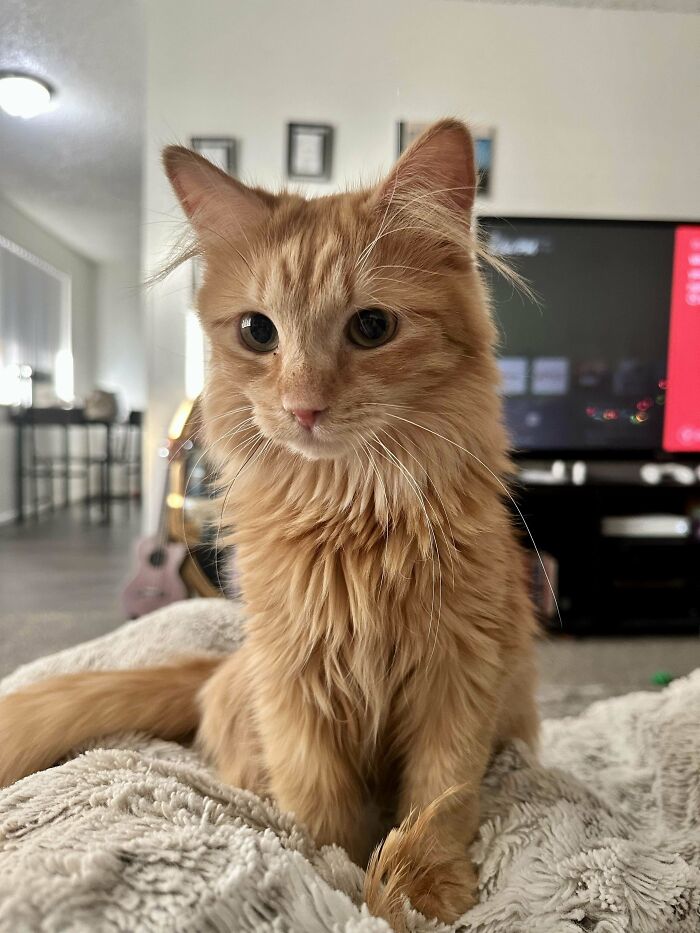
251;406;360;461
282;423;349;460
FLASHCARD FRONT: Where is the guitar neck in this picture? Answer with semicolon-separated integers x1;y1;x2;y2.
154;452;172;550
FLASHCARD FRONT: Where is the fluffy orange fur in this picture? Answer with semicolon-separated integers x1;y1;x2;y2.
0;120;538;928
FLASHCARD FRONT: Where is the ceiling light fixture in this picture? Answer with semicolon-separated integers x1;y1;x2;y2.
0;72;54;119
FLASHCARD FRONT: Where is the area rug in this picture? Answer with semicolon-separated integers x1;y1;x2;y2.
0;600;698;932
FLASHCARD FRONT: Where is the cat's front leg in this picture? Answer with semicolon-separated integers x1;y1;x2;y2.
253;670;371;864
197;647;268;792
366;657;499;926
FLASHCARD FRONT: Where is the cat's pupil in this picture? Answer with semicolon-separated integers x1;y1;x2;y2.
358;310;387;340
250;314;274;345
348;308;397;348
240;312;278;352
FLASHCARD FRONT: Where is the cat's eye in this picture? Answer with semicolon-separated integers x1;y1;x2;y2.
240;312;279;352
347;308;397;349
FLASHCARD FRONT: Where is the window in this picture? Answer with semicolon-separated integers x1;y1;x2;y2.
0;235;72;405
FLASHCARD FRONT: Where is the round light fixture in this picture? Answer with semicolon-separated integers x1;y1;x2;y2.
0;72;54;119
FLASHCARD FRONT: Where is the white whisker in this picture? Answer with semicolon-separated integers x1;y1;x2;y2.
213;433;269;591
177;417;258;593
375;425;456;589
384;412;562;629
359;437;391;597
367;432;443;663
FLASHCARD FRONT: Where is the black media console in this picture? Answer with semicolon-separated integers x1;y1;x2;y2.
514;458;700;636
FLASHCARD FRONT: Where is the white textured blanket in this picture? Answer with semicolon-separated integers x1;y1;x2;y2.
0;600;698;932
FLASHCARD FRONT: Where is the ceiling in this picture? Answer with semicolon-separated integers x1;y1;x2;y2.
0;0;143;264
466;0;698;9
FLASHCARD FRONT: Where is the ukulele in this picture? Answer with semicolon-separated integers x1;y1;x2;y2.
122;442;188;619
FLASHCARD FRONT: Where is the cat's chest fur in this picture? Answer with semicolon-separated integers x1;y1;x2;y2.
228;460;478;733
236;502;439;642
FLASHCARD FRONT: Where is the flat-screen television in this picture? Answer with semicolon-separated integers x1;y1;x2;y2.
479;218;700;456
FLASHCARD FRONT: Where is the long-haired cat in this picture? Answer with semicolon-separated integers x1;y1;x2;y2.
0;120;538;928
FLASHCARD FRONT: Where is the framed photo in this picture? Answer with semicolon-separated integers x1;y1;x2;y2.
396;121;495;197
189;138;237;299
287;123;333;182
397;121;429;156
190;137;237;175
473;126;495;198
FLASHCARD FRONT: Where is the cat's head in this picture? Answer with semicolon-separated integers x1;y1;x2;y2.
164;120;500;464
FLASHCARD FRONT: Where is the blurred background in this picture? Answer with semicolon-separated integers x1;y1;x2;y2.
0;0;699;713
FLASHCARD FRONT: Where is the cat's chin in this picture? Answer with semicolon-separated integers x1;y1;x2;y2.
281;433;349;461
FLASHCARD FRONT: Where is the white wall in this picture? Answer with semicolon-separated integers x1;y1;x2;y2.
0;193;98;398
96;256;147;414
143;0;700;525
0;193;100;522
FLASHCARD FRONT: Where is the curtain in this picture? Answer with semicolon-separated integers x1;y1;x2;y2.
0;237;71;404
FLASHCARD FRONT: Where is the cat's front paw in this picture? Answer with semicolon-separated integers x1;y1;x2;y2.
409;854;478;924
365;831;478;931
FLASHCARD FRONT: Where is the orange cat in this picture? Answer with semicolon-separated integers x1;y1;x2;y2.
0;120;538;928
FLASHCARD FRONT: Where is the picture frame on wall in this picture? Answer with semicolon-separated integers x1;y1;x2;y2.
190;136;237;175
473;126;495;198
287;123;333;182
397;121;429;156
189;138;238;297
396;121;495;197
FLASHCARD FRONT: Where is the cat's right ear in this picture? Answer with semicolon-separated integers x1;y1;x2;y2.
373;119;476;221
162;146;269;239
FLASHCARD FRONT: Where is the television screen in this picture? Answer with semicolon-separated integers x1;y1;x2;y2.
479;218;693;454
663;226;700;454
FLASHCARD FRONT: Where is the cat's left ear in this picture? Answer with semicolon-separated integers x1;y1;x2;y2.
374;119;477;221
163;146;271;240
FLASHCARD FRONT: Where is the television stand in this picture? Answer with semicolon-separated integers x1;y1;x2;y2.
514;458;700;636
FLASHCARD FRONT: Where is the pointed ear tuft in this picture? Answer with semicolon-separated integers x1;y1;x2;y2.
376;119;477;218
162;145;269;239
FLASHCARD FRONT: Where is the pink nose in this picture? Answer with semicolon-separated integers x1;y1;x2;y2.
291;408;324;430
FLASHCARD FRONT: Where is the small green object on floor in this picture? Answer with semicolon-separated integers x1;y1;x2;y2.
651;670;676;686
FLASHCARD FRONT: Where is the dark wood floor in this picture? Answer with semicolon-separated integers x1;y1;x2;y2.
0;504;140;677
